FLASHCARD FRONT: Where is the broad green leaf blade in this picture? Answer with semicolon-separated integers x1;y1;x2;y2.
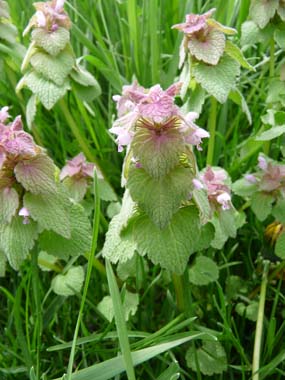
188;29;225;65
106;260;136;380
193;56;240;103
225;40;254;71
14;154;57;195
102;191;137;263
127;166;194;229
236;301;258;321
26;94;37;129
0;250;7;277
31;27;70;56
241;21;263;47
251;192;274;221
131;123;185;178
97;291;139;322
0;217;38;270
51;266;85;296
126;207;200;274
275;232;285;259
24;71;70;110
249;0;278;29
272;199;285;223
0;23;17;44
211;209;241;249
229;89;252;125
0;187;19;223
24;192;71;239
188;256;219;286
39;204;92;260
30;47;75;86
255;125;285;141
193;188;211;224
232;177;258;197
97;178;117;202
186;340;227;375
52;333;206;380
156;363;180;380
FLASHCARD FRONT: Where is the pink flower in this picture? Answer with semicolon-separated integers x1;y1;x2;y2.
192;178;204;190
0;106;10;123
110;81;209;152
35;11;46;27
245;174;257;184
172;8;215;34
18;207;30;224
60;152;98;181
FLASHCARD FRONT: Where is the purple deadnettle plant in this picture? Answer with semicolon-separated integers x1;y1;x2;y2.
0;107;92;275
16;0;101;127
103;81;242;274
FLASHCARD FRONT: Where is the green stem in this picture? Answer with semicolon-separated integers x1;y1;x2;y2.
66;172;101;380
206;96;218;166
252;260;270;380
58;99;99;166
269;39;275;79
172;274;185;312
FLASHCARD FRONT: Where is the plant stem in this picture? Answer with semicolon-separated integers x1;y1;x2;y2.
252;260;270;380
206;96;218;166
264;39;275;155
172;274;185;312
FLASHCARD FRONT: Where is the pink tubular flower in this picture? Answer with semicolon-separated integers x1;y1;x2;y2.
110;81;209;152
172;8;215;34
60;152;99;181
199;166;232;210
0;106;10;123
18;207;30;224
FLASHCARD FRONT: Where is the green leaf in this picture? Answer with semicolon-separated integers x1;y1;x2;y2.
241;21;263;47
26;94;37;129
272;199;285;223
193;188;211;224
38;203;91;260
72;82;102;102
188;29;225;65
186;340;227;375
0;1;9;19
251;192;274;221
194;223;215;251
97;291;139;322
125;207;200;274
0;217;38;270
30;47;75;86
24;191;71;239
0;187;19;223
14;154;57;195
51;266;85;296
38;251;57;272
226;275;247;300
188;256;219;285
127;166;194;228
102;191;137;263
117;253;148;281
0;250;7;277
275;232;285;259
207;19;237;35
249;0;279;29
186;85;206;114
24;71;70;110
278;4;285;21
266;80;285;104
211;209;239;249
131;124;185;178
62;177;88;202
229;89;252;124
236;301;258;321
179;56;191;99
274;28;285;49
98;178;117;202
31;27;70;56
225;40;254;71
70;64;100;87
255;125;285;141
193;55;240;103
0;23;17;44
232;177;258;197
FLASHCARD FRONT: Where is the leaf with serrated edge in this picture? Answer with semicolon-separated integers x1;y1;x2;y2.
241;21;263;47
193;55;240;103
272;199;285;224
26;94;37;129
186;341;227;376
97;291;139;322
24;191;71;239
193;188;211;224
188;256;219;286
249;0;278;29
275;232;285;259
51;266;84;296
251;192;274;221
232;178;258;197
30;47;74;86
127;166;194;229
24;71;70;110
211;210;238;249
225;40;254;71
188;29;225;65
0;217;38;270
0;187;19;223
207;19;237;35
31;27;70;56
102;191;137;263
131;125;185;178
15;154;57;195
127;207;200;275
38;203;91;260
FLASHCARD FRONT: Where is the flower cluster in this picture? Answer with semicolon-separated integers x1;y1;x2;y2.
193;166;232;210
24;0;71;35
172;8;236;67
245;154;285;194
110;81;209;153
